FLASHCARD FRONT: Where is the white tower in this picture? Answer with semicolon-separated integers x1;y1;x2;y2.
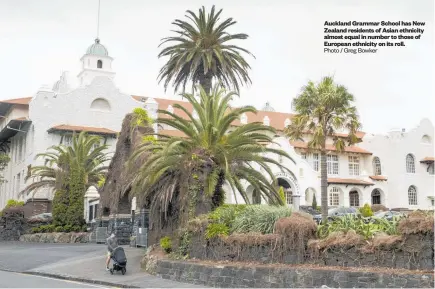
77;38;115;86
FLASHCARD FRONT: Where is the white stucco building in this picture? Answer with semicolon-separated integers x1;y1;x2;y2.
0;38;433;220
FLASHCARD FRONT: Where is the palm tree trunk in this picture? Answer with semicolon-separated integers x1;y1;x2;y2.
320;144;328;223
199;74;213;95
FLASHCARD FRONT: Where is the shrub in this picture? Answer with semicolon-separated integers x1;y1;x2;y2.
359;203;374;217
160;236;172;253
398;210;434;235
66;166;86;227
52;190;69;226
232;205;292;234
312;194;317;210
205;223;229;240
208;204;247;227
132;107;153;127
32;224;56;233
278;187;286;205
5;199;24;208
55;226;64;232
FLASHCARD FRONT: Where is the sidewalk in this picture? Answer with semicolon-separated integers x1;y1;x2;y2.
24;246;203;288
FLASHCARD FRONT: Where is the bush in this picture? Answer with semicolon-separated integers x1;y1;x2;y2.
5;199;24;208
232;205;292;234
32;224;56;233
205;223;229;240
278;187;286;205
359;203;374;217
208;204;247;227
160;236;172;253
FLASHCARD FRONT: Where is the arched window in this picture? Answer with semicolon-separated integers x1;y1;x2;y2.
97;60;103;69
372;157;382;175
408;186;417;205
240;113;248;124
329;187;340;206
90;98;111;111
371;189;381;205
349;191;360;207
421;135;431;144
406;154;415;173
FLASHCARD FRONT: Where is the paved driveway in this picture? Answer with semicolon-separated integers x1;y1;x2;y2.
0;242;203;288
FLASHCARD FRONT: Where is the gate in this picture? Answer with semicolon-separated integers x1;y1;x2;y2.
135;227;148;247
96;227;107;244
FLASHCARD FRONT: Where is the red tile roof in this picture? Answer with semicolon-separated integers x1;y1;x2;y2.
369;175;388;181
290;141;372;155
328;178;374;186
48;125;117;135
132;95;365;138
420;157;434;163
158;129;187;138
0;97;32;105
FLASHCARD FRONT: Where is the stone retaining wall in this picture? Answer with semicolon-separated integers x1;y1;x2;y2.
189;233;434;271
19;232;90;243
156;259;434;288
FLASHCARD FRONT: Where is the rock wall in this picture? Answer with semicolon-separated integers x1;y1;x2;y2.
156;259;434;288
19;232;90;243
188;233;434;271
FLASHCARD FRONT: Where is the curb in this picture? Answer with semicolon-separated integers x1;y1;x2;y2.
21;271;140;288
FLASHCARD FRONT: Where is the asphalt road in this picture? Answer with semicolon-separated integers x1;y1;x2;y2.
0;242;103;272
0;270;104;288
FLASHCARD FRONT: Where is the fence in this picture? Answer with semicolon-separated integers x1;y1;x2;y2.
96;227;107;244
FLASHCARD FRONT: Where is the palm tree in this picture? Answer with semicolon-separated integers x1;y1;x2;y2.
130;85;295;222
21;131;110;197
285;76;362;223
157;5;254;94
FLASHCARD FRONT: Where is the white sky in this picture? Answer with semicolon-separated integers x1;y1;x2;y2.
0;0;433;134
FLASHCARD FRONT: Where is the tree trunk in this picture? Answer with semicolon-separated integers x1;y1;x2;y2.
320;143;328;223
199;74;213;95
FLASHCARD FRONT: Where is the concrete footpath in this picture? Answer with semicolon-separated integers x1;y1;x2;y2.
0;242;203;288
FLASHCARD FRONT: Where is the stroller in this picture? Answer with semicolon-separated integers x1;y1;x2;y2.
109;246;127;275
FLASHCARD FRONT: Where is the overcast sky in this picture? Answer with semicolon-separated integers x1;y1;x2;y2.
0;0;433;134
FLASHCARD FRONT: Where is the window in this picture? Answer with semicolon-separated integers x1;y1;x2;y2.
348;156;360;176
329;187;340;206
312;153;319;171
408;186;417;205
285;188;293;205
371;189;381;205
349;191;360;207
373;157;382;175
97;60;103;69
89;205;94;222
421;135;431;144
94;204;98;219
406;154;415;173
301;152;307;160
63;135;73;146
327;155;339;175
90;98;111;111
16;173;21;192
252;189;261;204
428;163;435;175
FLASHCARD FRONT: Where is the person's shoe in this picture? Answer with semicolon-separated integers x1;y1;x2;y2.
106;267;110;271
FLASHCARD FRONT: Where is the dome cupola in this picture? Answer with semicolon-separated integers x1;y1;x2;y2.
86;38;109;56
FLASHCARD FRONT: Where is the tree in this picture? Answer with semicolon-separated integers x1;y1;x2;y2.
285;76;361;223
22;132;110;226
22;132;110;196
131;85;295;223
157;5;254;94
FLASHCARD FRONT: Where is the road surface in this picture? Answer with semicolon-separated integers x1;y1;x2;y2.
0;270;105;288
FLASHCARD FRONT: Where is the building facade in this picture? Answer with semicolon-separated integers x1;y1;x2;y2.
0;39;433;219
